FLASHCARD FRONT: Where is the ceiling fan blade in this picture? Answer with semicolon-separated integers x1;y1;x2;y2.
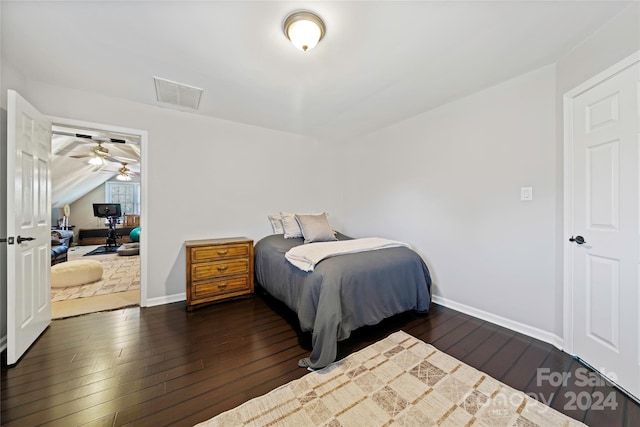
104;155;138;164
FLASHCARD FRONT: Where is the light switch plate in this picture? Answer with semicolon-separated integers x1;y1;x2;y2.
521;187;533;201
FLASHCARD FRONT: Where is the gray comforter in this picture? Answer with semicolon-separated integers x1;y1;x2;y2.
254;233;432;369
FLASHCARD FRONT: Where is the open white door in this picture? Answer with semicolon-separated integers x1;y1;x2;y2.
568;60;639;398
6;90;52;365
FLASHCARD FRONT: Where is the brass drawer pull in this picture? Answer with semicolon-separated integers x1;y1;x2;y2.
217;266;228;272
218;283;227;290
217;249;228;256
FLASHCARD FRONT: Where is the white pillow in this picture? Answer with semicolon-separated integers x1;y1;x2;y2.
295;213;337;243
267;214;284;234
280;212;303;238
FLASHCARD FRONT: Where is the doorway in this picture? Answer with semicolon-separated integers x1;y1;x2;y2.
49;118;147;318
563;52;639;400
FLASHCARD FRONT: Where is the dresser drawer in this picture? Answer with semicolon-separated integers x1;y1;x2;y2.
190;243;250;262
193;276;250;298
191;258;249;280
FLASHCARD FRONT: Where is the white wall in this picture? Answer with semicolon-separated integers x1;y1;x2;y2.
337;3;640;345
12;80;341;303
339;65;558;340
69;182;106;235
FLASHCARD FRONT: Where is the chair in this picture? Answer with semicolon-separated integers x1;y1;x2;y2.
124;214;140;228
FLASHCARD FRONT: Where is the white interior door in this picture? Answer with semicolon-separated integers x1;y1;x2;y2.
570;61;639;398
6;90;52;365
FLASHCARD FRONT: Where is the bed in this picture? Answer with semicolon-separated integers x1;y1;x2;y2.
254;232;432;369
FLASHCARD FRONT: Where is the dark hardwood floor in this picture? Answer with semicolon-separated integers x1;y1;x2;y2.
2;291;638;426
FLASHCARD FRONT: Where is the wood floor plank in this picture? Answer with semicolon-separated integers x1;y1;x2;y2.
430;314;484;351
521;349;575;413
1;294;635;426
479;333;532;380
117;351;308;427
3;322;299;418
548;359;592;424
443;321;498;361
582;385;627;427
461;325;516;370
500;339;554;392
624;398;640;427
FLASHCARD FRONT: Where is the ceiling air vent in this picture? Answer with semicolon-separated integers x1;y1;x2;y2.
153;76;203;110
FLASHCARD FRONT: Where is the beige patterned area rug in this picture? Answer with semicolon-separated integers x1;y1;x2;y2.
198;331;585;427
51;254;140;302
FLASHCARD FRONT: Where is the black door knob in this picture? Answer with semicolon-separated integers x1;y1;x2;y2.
17;236;35;244
569;235;586;245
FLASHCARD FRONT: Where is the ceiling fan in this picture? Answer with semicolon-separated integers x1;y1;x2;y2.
96;161;140;180
87;142;110;166
66;141;111;162
53;130;139;161
69;141;138;166
116;162;139;181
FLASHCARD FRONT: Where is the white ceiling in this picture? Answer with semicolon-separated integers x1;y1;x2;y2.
1;1;632;140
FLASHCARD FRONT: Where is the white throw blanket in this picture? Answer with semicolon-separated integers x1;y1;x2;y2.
285;238;411;272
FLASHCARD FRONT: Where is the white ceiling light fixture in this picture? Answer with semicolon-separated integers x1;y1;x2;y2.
116;172;132;181
88;155;105;166
116;162;133;181
87;142;109;166
283;11;325;52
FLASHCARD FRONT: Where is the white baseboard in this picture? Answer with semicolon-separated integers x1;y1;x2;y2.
431;295;564;350
144;292;186;307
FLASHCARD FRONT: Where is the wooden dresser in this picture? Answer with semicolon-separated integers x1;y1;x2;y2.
185;237;254;311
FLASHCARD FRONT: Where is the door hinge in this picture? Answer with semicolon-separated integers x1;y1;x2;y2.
1;237;15;244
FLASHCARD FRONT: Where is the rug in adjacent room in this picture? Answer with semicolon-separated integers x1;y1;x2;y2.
197;330;585;427
83;245;121;256
51;255;139;302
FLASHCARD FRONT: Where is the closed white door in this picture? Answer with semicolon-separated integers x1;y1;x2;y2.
570;61;639;398
6;90;52;365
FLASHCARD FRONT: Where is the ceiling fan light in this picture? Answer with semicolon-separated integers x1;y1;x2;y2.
88;156;105;166
284;11;325;51
116;173;132;181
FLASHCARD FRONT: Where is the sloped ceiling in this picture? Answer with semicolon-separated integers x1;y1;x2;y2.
51;127;141;208
2;1;632;141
